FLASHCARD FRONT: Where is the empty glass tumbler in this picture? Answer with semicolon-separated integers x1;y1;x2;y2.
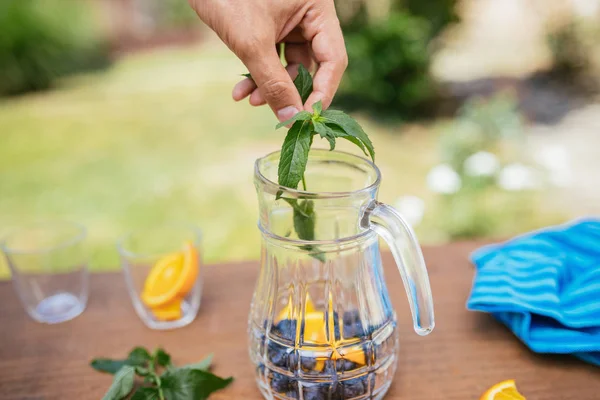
2;221;88;324
118;225;203;330
249;150;435;400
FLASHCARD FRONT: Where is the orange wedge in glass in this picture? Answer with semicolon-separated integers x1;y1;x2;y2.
150;298;183;321
141;241;199;308
480;380;526;400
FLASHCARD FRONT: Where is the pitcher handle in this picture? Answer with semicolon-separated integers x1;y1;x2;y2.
361;200;435;336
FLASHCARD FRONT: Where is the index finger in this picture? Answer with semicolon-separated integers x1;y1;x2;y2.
304;8;347;110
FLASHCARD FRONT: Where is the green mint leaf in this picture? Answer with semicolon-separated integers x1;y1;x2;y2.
128;347;152;365
321;110;375;161
312;121;329;139
325;123;369;157
277;119;313;191
91;347;152;375
179;354;214;371
154;348;171;367
301;245;326;263
312;100;323;116
293;64;313;104
130;387;160;400
160;369;233;400
134;366;149;376
293;200;316;241
275;111;312;129
283;199;323;262
324;135;336;151
102;366;135;400
313;121;336;151
241;73;252;80
91;359;127;375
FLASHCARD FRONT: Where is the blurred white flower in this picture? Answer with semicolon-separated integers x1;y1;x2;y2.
497;163;539;191
463;151;500;177
394;196;425;227
533;144;572;187
427;164;461;194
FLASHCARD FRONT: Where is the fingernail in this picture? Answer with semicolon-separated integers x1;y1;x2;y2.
277;106;299;123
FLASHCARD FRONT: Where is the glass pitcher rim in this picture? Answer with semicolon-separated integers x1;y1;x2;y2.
254;149;382;199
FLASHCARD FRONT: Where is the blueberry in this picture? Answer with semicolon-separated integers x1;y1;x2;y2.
303;391;322;400
303;385;329;400
268;345;288;368
343;311;365;338
272;319;297;341
256;363;265;374
332;311;341;341
268;342;297;371
270;372;293;393
300;356;317;371
336;359;358;373
342;376;368;398
329;385;345;400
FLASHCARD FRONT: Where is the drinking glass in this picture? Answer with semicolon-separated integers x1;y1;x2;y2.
1;221;88;324
118;225;202;330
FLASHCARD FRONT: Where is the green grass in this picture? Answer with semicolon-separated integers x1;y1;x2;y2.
0;40;566;278
0;41;435;276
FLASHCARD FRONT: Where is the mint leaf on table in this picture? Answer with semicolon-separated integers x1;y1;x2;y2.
91;359;128;375
128;347;153;365
278;119;313;192
130;387;161;400
91;347;152;374
154;348;171;367
93;349;230;400
294;64;313;103
179;353;214;371
161;369;233;400
102;366;135;400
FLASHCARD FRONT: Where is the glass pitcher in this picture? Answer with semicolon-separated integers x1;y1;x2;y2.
249;150;434;400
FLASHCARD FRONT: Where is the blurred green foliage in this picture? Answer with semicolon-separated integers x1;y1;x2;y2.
334;0;459;117
439;93;525;172
0;0;109;96
399;0;460;39
155;0;200;29
546;19;600;87
432;93;545;239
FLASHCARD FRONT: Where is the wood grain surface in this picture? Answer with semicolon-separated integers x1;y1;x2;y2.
0;243;598;399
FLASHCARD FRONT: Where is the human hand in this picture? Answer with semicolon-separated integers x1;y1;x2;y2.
188;0;347;122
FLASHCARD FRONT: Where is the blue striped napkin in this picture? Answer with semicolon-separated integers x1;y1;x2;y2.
467;219;600;366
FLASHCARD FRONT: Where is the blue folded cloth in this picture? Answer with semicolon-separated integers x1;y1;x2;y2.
467;218;600;366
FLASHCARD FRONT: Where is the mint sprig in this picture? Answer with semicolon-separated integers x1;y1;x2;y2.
273;65;375;261
92;348;231;400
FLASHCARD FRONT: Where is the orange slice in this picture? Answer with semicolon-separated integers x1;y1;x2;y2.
481;380;526;400
151;298;183;321
276;295;317;322
141;241;199;308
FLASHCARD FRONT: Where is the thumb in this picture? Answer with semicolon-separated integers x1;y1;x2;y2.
244;48;303;123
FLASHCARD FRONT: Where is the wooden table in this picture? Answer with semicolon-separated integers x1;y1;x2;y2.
0;243;598;399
